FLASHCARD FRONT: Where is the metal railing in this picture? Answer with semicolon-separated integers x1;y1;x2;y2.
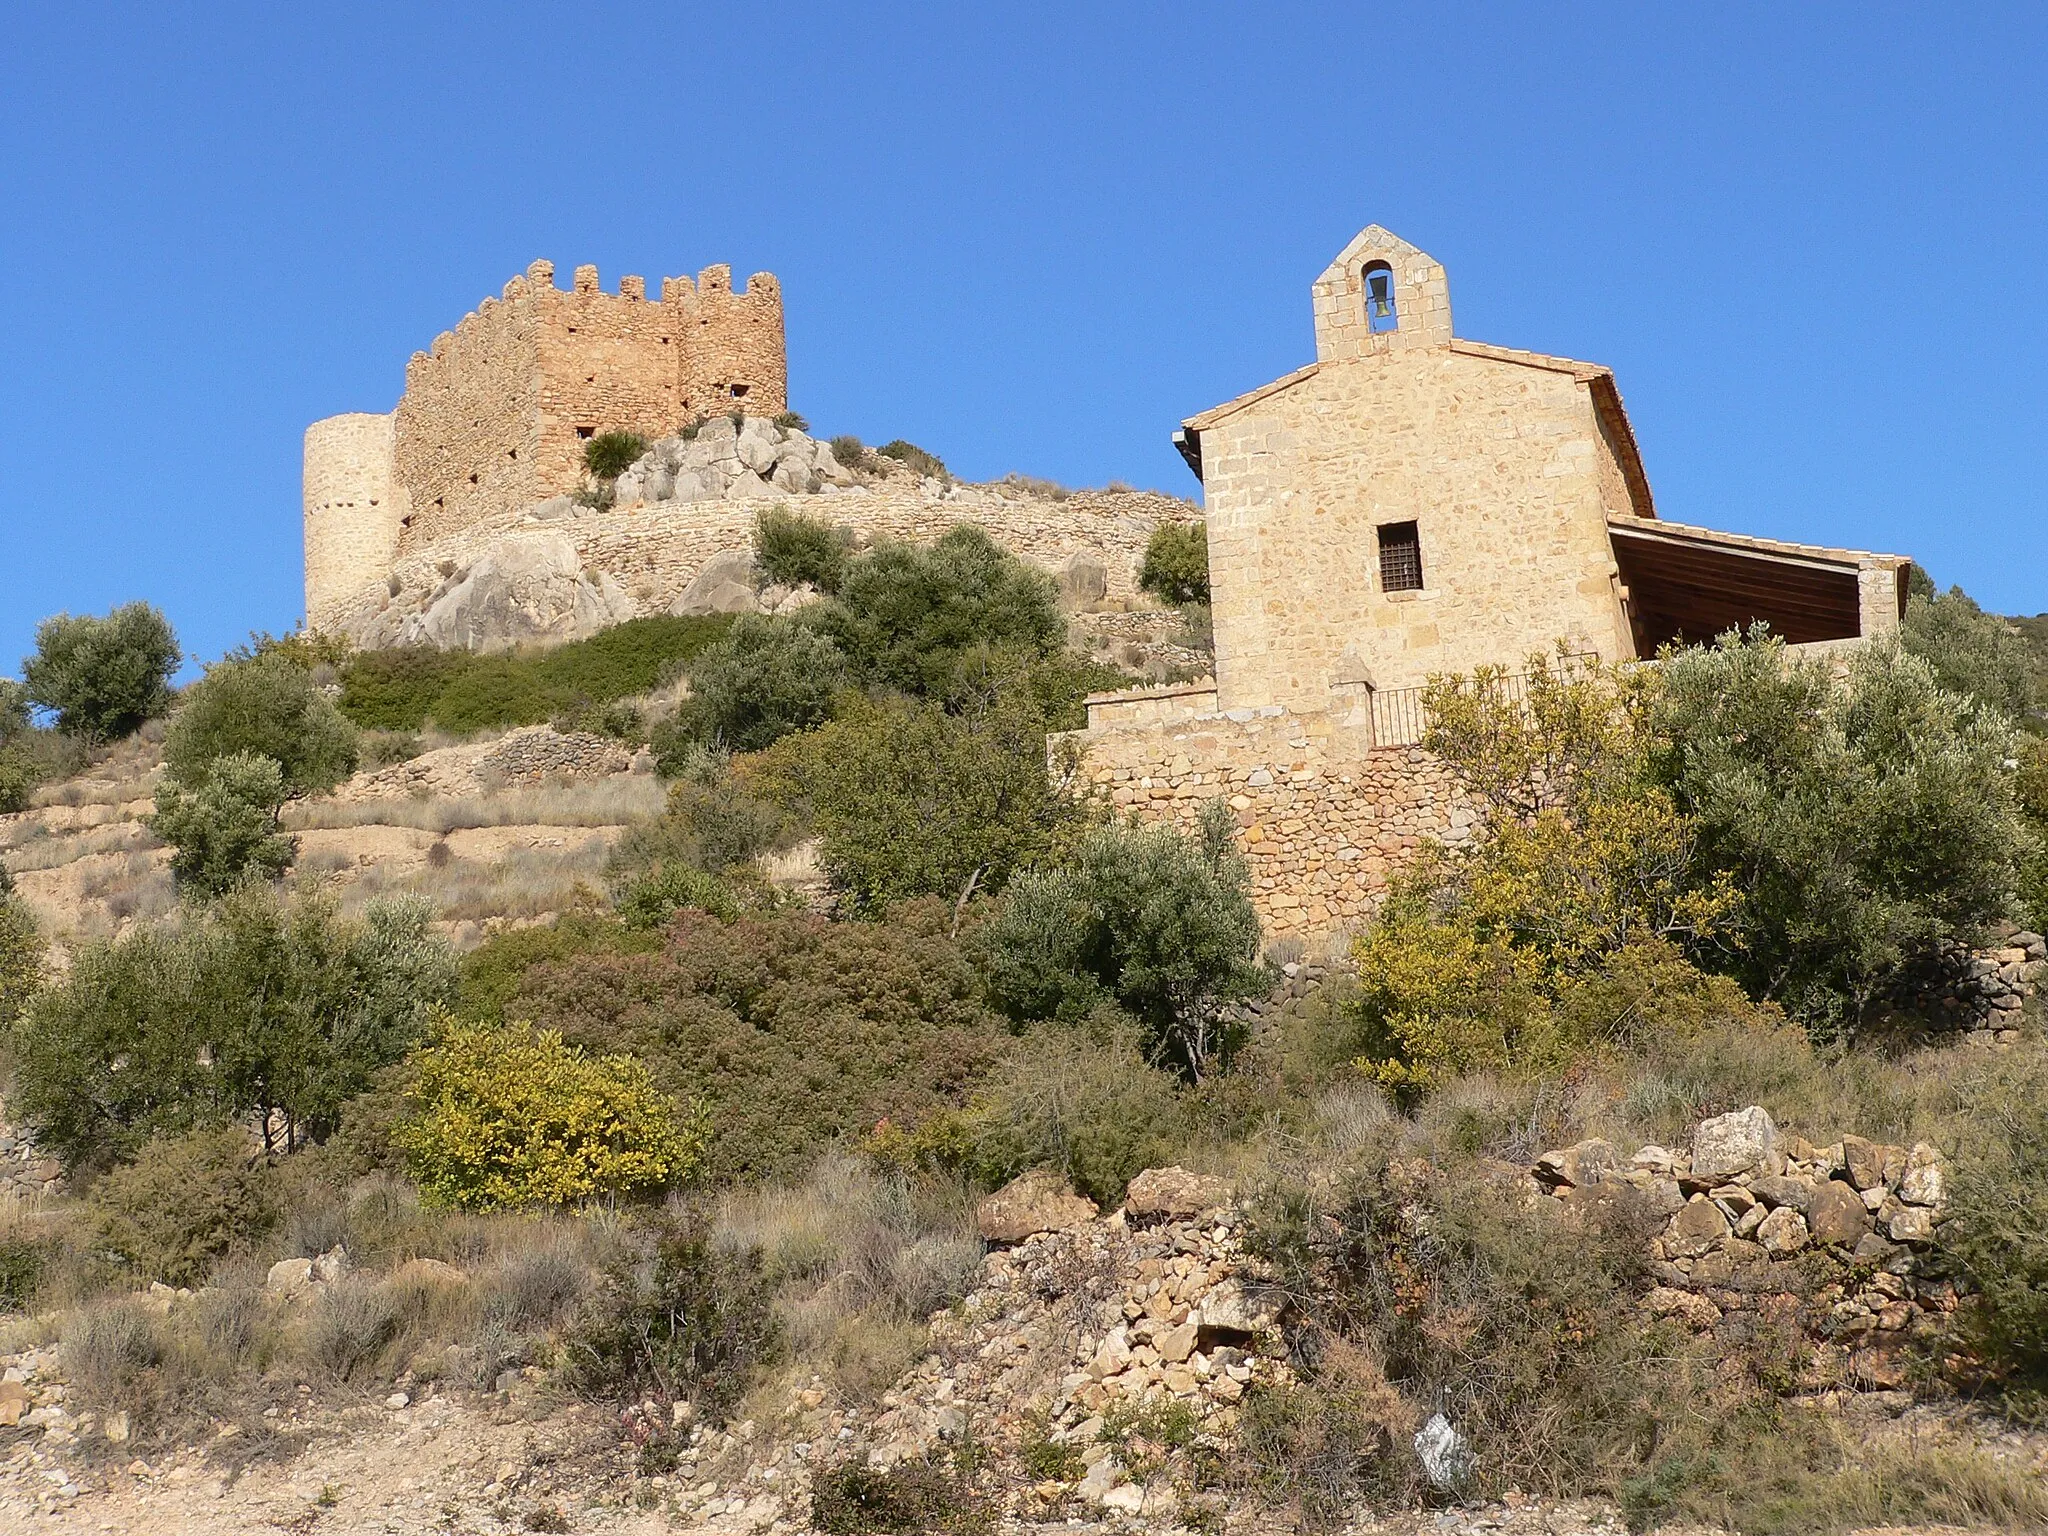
1365;655;1601;750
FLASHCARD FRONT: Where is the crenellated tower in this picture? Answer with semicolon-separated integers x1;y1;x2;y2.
304;258;786;628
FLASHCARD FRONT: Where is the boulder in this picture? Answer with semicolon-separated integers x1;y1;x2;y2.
1691;1106;1777;1182
1195;1278;1286;1335
1806;1180;1875;1247
1645;1285;1721;1328
1665;1196;1731;1259
725;469;773;501
770;458;817;494
1898;1144;1946;1206
1537;1138;1624;1189
670;550;760;617
1749;1174;1817;1214
1756;1206;1810;1255
1056;552;1109;610
403;533;636;653
1124;1166;1232;1220
1840;1134;1895;1192
975;1170;1098;1244
265;1257;315;1296
1888;1205;1935;1243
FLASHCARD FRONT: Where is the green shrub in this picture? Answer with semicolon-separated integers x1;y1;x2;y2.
500;905;1005;1181
772;411;809;433
668;614;848;752
336;616;735;732
817;525;1063;702
755;505;850;592
1941;1044;2048;1395
563;1210;780;1418
149;751;297;894
458;913;662;1023
1652;630;2033;1030
751;680;1084;915
614;760;794;875
21;601;180;741
829;435;868;470
875;439;948;482
582;430;648;481
396;1015;707;1210
86;1126;277;1286
1137;520;1210;607
906;1028;1189;1206
164;651;359;798
611;861;746;928
0;746;35;814
976;801;1266;1078
810;1455;985;1536
1901;585;2042;724
11;885;453;1168
0;1234;48;1312
0;895;40;1029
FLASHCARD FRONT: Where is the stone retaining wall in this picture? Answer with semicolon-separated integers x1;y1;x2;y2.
1059;701;1477;948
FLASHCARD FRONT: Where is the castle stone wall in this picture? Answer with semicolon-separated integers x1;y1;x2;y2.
304;412;405;631
388;261;785;553
1061;702;1477;949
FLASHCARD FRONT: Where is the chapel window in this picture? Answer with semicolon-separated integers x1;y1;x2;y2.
1377;520;1423;592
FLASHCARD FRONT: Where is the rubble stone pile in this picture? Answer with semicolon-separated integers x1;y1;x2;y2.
331;726;637;804
1534;1104;1956;1390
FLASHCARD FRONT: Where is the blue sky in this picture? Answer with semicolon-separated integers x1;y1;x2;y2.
2;4;2043;675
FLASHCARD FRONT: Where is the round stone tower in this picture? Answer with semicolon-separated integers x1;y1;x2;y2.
303;412;404;632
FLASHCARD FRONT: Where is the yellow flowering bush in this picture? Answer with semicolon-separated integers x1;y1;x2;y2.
396;1014;707;1210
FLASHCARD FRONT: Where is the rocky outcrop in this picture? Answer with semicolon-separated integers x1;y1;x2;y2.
612;418;857;507
342;531;638;653
1534;1106;1957;1390
974;1171;1099;1244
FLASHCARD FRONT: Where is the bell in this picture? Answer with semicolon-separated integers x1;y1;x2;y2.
1368;269;1393;316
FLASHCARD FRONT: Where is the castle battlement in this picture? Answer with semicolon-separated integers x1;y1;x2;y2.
307;255;789;628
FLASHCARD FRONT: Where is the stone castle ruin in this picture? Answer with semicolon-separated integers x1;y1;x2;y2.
304;259;787;631
1067;226;1914;945
303;260;1196;647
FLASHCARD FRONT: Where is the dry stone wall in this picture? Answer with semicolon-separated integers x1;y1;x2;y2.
1534;1105;1956;1392
1061;700;1477;947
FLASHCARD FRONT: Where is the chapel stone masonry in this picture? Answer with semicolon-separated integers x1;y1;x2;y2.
1064;225;1915;948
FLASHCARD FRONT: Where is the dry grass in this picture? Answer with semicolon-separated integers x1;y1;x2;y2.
285;777;662;834
714;1156;982;1408
1;821;158;873
325;838;613;924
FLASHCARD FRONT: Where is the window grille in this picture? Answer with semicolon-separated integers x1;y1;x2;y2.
1378;520;1423;592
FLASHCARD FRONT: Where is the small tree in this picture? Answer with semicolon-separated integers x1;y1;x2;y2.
10;885;452;1168
1901;585;2041;725
975;801;1268;1079
396;1015;707;1210
150;751;297;895
21;602;180;742
673;614;848;753
583;430;649;482
1651;629;2032;1030
1137;521;1210;607
164;651;359;798
818;525;1065;702
750;678;1085;917
755;506;850;592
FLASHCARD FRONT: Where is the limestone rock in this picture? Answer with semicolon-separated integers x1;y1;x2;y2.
1840;1134;1895;1192
1645;1285;1721;1328
1756;1206;1810;1255
265;1257;315;1296
976;1170;1099;1244
1749;1174;1816;1214
1898;1144;1946;1206
1536;1137;1624;1189
1806;1180;1875;1247
670;549;760;617
1665;1196;1731;1259
1691;1105;1777;1182
402;533;636;652
1888;1205;1935;1243
1124;1166;1232;1220
1196;1278;1285;1335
